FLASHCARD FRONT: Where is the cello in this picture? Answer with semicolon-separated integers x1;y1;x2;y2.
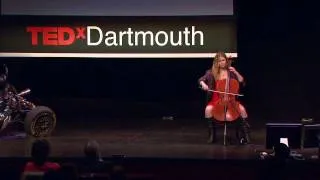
211;77;241;122
209;67;244;145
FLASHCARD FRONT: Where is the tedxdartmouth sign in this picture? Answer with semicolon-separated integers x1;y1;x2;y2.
26;26;204;47
0;16;237;58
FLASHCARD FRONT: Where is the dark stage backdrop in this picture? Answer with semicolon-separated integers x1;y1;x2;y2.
1;57;218;120
236;0;320;124
1;51;319;125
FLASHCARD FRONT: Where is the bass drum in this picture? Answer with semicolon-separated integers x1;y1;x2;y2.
24;106;56;137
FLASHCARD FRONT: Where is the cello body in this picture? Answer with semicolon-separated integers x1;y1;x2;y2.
212;78;241;122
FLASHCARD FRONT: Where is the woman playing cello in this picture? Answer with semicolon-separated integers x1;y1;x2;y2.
198;52;251;144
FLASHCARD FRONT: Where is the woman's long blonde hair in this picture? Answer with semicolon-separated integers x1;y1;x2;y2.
211;52;231;80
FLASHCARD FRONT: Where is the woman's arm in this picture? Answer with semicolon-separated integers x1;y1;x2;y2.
198;70;212;90
198;70;211;84
229;67;244;83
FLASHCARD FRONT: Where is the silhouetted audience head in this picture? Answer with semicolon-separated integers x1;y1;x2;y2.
31;139;51;166
84;140;101;160
273;143;290;160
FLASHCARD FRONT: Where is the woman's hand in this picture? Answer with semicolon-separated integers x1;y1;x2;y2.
200;81;209;91
228;66;237;73
229;67;244;82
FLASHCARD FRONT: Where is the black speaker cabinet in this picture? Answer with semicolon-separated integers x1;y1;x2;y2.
266;123;302;149
301;124;320;149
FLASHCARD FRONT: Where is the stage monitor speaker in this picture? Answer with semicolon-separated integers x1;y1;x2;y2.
301;124;320;148
266;123;302;149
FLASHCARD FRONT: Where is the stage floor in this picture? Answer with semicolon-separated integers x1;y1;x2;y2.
0;118;318;159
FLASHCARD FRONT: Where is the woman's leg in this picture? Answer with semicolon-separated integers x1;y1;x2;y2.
238;104;251;144
238;104;248;119
205;105;216;143
205;105;214;118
